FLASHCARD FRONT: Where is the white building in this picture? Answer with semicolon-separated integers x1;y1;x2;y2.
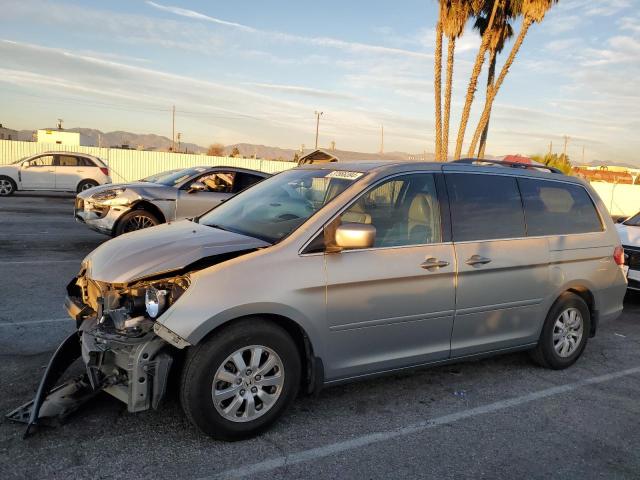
37;129;81;145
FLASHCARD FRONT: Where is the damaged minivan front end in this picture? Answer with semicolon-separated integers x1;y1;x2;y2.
68;269;191;412
7;219;270;436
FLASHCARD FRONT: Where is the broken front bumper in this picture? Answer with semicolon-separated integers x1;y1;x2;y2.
80;321;173;413
7;298;174;436
74;198;130;235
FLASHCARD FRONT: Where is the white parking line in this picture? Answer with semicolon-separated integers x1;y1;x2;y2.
209;366;640;480
2;259;80;265
0;318;70;326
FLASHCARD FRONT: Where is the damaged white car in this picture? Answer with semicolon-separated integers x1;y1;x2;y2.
75;166;269;236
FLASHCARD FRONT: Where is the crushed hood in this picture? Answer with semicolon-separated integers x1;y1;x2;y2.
84;220;270;283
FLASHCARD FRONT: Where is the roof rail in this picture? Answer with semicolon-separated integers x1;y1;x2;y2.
452;158;563;175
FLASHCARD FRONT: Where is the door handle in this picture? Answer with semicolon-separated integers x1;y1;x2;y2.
420;257;450;270
466;254;492;266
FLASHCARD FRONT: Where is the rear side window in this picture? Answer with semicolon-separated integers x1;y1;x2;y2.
57;155;79;166
519;178;602;235
446;173;525;242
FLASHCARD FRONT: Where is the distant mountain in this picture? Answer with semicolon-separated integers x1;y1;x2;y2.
579;160;639;169
15;126;434;161
17;127;206;153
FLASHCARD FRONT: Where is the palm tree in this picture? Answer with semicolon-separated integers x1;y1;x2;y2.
440;0;472;162
452;0;502;160
434;11;443;161
467;0;558;157
474;7;514;158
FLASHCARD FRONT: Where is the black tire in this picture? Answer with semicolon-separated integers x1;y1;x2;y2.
114;209;159;235
530;292;591;369
180;318;301;441
77;179;99;193
0;176;17;196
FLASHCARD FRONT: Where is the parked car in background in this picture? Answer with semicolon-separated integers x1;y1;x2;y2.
0;152;111;195
615;212;640;290
74;166;270;236
12;159;626;441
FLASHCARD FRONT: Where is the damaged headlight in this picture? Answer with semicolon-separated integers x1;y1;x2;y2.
145;286;167;319
95;275;190;336
92;187;126;201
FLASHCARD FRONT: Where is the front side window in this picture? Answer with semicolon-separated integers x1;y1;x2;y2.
27;155;54;167
198;169;361;243
447;173;525;242
339;173;442;248
196;172;236;193
519;178;603;235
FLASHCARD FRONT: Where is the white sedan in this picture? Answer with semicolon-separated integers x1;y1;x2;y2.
0;152;111;196
616;213;640;290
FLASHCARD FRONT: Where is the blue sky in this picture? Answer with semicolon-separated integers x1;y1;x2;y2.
1;0;639;163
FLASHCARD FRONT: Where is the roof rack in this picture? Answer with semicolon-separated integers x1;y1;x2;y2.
452;158;563;175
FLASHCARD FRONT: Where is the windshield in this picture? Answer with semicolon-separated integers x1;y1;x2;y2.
153;167;208;186
11;155;31;165
198;169;362;243
624;212;640;226
141;169;181;183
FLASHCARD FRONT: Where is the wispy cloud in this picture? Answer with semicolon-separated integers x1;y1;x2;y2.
243;82;358;101
145;1;256;32
145;1;431;59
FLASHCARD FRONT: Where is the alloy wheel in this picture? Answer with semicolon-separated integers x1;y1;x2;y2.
0;179;14;195
553;307;584;358
212;345;285;423
123;215;156;232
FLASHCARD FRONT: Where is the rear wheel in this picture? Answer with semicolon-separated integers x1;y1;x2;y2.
115;210;159;235
530;292;590;369
0;176;16;196
77;179;99;193
180;319;301;440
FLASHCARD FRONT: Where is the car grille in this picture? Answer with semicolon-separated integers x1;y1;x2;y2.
623;245;640;270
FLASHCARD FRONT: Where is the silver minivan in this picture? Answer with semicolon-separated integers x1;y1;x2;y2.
10;160;627;440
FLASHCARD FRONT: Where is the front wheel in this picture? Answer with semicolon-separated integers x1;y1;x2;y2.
180;319;301;440
0;176;17;196
115;210;159;235
530;292;591;369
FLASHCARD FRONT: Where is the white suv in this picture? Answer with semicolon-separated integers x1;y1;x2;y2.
0;152;111;195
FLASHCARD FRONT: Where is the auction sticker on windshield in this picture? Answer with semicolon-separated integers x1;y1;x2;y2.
325;171;363;180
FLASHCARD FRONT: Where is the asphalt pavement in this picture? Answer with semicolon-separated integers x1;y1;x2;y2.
1;192;639;480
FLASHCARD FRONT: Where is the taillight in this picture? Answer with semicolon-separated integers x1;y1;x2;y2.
614;245;625;266
99;167;109;176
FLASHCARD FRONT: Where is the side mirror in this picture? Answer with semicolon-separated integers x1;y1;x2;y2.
334;223;376;250
188;181;207;193
615;216;628;224
22;163;30;169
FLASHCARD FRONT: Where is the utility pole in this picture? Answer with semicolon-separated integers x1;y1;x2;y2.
380;124;384;154
177;132;182;153
171;105;176;152
548;140;552;155
582;145;585;164
563;135;570;157
314;111;323;149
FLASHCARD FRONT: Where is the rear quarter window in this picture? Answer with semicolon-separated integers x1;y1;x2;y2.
518;178;603;235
